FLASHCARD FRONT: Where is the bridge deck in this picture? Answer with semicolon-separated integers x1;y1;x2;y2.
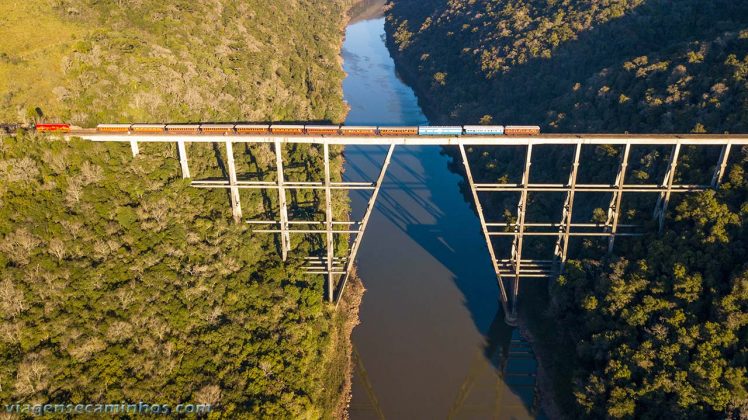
66;131;748;145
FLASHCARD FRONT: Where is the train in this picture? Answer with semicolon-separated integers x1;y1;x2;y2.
34;123;73;132
34;123;541;136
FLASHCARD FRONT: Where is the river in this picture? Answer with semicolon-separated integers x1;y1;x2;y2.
341;8;538;420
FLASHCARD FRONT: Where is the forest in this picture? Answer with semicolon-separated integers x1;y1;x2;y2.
386;0;748;418
0;0;358;418
386;0;748;133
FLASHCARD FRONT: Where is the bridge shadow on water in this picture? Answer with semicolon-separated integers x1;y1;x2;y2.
347;145;501;323
345;144;533;416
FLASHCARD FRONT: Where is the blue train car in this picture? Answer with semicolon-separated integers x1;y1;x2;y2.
463;125;505;135
418;126;463;136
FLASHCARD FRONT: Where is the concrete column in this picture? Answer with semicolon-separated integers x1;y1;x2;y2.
177;140;190;178
225;141;242;223
324;143;334;302
274;139;291;260
607;143;631;253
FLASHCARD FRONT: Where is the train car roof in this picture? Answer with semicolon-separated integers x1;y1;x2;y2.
463;125;505;130
304;125;341;129
419;125;462;128
270;124;305;128
506;125;541;129
166;124;200;129
200;124;235;128
340;125;378;130
235;124;270;128
378;126;418;130
97;123;132;127
131;123;166;128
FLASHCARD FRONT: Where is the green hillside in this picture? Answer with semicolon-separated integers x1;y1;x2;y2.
385;0;748;418
1;0;358;417
1;0;349;125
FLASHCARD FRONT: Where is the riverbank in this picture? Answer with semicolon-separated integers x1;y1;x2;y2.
321;273;365;418
348;0;387;24
321;2;385;416
515;285;575;420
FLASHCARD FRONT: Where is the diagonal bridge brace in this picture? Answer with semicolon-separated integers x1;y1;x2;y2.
459;144;512;321
653;142;681;232
553;143;582;273
508;144;534;322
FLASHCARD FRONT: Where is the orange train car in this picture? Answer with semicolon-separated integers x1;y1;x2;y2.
270;124;304;135
36;123;70;133
304;125;340;135
200;124;235;134
378;126;418;136
97;124;131;133
166;124;200;134
340;126;377;136
236;124;270;134
131;124;165;133
504;125;541;136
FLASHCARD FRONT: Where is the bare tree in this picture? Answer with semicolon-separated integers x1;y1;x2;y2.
48;239;66;261
194;384;222;406
0;278;27;318
80;161;104;185
65;176;84;206
60;220;83;240
14;353;49;397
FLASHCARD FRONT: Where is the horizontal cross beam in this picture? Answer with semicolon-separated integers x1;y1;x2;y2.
475;184;709;193
486;222;639;228
251;229;360;234
488;231;643;237
247;220;359;225
192;182;375;190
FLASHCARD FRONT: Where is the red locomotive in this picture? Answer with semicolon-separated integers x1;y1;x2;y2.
35;123;71;133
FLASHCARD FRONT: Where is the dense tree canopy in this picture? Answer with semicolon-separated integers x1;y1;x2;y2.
0;135;349;417
1;0;356;417
551;159;748;418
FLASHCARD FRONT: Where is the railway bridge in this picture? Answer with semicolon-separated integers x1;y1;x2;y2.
65;128;748;325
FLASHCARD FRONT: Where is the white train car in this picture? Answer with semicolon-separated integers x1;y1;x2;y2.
463;125;505;135
418;126;463;136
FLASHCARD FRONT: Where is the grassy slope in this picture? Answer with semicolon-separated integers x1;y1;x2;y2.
1;0;349;125
0;0;87;121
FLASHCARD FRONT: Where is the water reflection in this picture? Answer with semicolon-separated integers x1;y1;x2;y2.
343;14;536;419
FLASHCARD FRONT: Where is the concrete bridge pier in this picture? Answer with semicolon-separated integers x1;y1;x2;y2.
177;140;190;178
130;140;139;157
225;140;242;223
